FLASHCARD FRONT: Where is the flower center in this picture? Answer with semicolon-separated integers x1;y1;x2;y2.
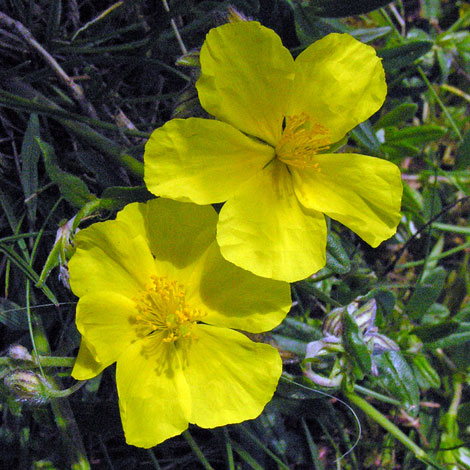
134;276;205;343
275;113;330;170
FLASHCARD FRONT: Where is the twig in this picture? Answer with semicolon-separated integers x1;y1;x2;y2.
161;0;188;55
0;11;97;119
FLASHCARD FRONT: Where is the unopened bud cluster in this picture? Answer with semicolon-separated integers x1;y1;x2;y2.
304;299;399;387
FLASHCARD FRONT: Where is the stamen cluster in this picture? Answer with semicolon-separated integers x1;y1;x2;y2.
275;113;330;170
135;276;205;343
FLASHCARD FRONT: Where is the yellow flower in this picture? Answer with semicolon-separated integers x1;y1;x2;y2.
144;21;403;282
70;198;291;448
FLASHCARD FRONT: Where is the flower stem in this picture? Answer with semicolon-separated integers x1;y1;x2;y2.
0;356;76;368
183;430;215;470
345;391;446;470
24;280;90;469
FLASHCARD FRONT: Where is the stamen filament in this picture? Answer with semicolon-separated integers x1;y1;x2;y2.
276;113;330;170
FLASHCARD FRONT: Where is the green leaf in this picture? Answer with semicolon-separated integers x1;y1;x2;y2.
380;141;421;158
410;355;441;390
350;27;392;43
406;267;447;320
423;187;442;222
273;317;322;342
457;402;470;427
424;323;470;349
455;129;470;170
342;311;372;379
374;351;420;417
401;181;424;217
378;41;434;73
0;298;29;330
411;320;460;343
36;138;94;208
384;125;446;146
100;186;154;211
20;113;40;226
326;232;350;274
365;288;396;316
301;0;392;18
375;103;418;129
350;121;381;154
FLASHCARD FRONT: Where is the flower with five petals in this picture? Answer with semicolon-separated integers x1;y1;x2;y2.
70;198;291;447
144;21;403;282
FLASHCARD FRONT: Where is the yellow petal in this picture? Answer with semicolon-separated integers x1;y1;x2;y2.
186;243;291;333
68;216;156;299
180;325;281;428
74;292;139;369
72;339;106;380
144;119;273;204
117;335;191;448
291;153;403;247
217;160;327;282
197;22;294;146
142;198;218;270
288;33;386;143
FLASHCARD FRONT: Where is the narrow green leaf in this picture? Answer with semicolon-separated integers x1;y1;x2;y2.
342;311;372;379
0;298;29;330
351;27;392;43
374;351;420;417
366;289;396;316
36;138;94;208
350;121;381;154
273;317;321;342
100;186;154;211
432;222;470;235
411;320;460;343
425;324;470;349
423;188;442;222
455;130;470;170
380;142;420;158
422;236;445;279
406;267;447;319
384;125;446;146
20;113;40;226
379;41;434;73
375;103;418;129
410;355;441;389
326;232;351;274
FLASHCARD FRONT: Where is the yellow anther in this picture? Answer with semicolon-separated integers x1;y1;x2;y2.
134;275;206;343
275;113;330;170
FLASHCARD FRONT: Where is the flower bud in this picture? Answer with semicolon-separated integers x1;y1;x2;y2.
227;6;251;23
322;306;345;337
4;370;52;405
8;344;33;362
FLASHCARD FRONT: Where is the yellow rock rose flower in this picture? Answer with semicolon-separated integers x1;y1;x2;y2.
144;21;403;282
70;198;291;448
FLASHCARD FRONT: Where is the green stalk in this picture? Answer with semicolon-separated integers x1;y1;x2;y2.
183;430;215;470
24;280;90;469
345;391;446;470
417;67;462;141
0;356;75;367
353;384;402;407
